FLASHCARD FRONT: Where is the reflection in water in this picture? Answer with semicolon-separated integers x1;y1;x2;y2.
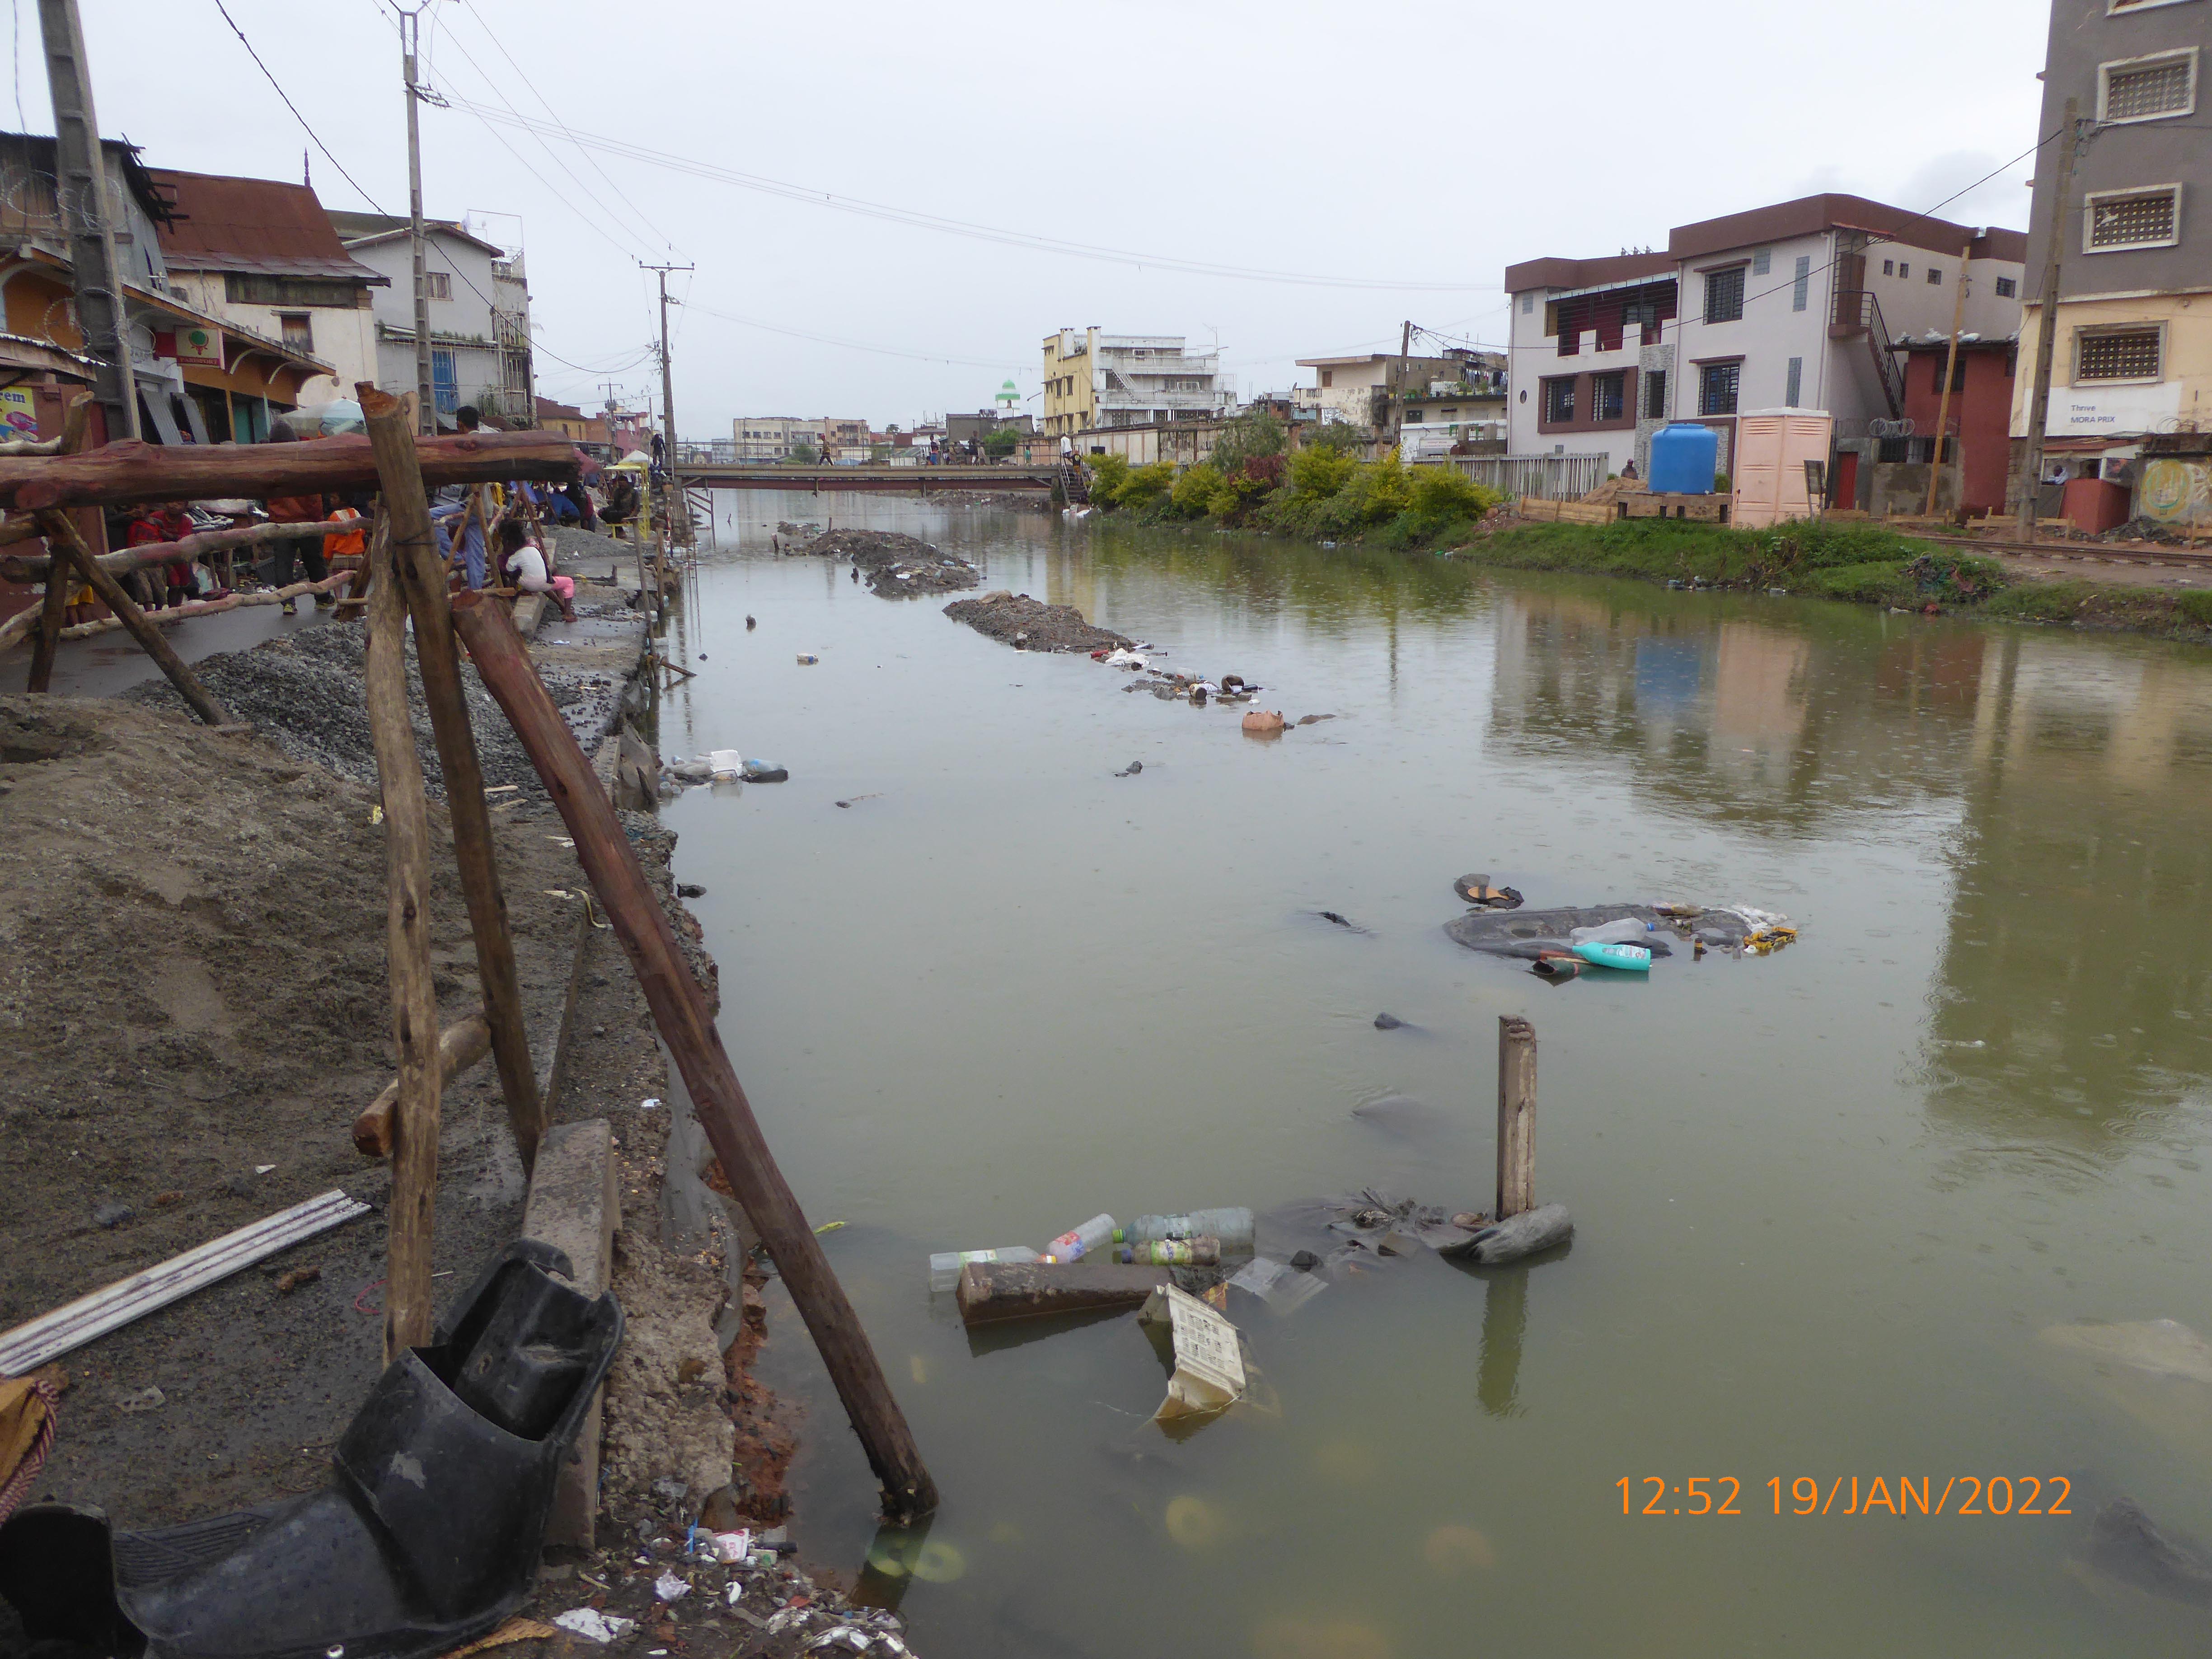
1476;1269;1527;1418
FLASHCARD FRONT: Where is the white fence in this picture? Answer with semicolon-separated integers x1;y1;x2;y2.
1434;453;1610;501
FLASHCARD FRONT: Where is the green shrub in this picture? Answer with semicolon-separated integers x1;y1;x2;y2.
2177;590;2212;628
1210;408;1287;480
1303;422;1367;455
1113;460;1176;510
1086;452;1130;506
1171;461;1224;517
1287;445;1357;500
1407;464;1499;521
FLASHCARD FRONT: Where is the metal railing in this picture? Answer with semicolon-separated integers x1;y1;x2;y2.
1439;453;1609;501
1832;290;1906;419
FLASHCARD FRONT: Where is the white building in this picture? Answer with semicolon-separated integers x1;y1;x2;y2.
1504;195;2025;500
1040;329;1233;437
327;211;534;428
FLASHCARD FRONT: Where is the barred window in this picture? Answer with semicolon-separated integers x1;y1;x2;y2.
1544;377;1576;423
2104;55;2193;121
2088;188;2179;249
1703;267;1745;324
2076;328;2162;381
1698;361;1740;416
1996;276;2017;297
1593;372;1625;422
1645;370;1668;419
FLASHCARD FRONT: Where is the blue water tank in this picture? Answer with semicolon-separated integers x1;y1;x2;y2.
1647;423;1719;496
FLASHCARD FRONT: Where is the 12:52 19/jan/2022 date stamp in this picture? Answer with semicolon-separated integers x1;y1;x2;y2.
1618;1476;2073;1517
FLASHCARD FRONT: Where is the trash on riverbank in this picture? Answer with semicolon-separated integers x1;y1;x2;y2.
1439;1204;1576;1265
943;590;1134;653
955;1259;1176;1326
795;529;979;596
1226;1256;1326;1315
1448;900;1798;965
1139;1284;1247;1424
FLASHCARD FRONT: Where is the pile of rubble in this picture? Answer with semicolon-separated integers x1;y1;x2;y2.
942;590;1134;652
797;529;979;596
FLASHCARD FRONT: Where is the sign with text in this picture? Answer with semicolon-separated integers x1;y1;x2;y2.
2048;380;2180;436
173;323;223;368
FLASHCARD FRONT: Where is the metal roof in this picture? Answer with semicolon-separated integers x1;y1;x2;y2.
149;169;388;283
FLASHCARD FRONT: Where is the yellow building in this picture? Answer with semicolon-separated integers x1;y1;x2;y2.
1041;328;1096;439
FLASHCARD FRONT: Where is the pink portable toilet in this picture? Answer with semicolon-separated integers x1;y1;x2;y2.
1732;410;1833;528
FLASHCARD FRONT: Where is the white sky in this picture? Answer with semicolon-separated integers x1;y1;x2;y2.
70;0;2045;435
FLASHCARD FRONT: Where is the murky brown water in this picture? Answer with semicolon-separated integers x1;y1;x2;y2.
659;492;2212;1658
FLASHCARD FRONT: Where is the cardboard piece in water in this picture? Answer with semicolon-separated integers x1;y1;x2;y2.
1138;1283;1247;1422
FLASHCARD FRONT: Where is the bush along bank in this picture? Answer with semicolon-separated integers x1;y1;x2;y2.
1082;431;2212;642
1079;412;1504;552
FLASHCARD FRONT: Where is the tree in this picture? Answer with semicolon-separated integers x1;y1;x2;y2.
789;441;819;465
981;426;1020;461
1209;408;1286;480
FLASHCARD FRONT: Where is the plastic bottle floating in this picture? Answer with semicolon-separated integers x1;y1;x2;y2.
1570;941;1652;972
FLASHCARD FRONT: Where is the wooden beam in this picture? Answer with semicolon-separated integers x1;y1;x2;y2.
1496;1015;1536;1221
23;395;95;692
35;510;231;725
2;517;336;583
448;587;941;1521
0;391;91;457
358;386;547;1176
353;1013;492;1157
0;428;585;513
362;516;443;1362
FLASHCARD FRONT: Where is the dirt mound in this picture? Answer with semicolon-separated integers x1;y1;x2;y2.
943;589;1134;652
796;528;979;596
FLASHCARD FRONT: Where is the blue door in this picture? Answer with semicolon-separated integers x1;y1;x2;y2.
431;348;458;417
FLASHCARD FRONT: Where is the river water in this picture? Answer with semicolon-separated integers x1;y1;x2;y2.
657;492;2212;1658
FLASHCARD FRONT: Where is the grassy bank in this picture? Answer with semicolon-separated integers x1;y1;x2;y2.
1450;519;2212;638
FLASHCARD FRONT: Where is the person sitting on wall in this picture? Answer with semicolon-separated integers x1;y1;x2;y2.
496;516;577;624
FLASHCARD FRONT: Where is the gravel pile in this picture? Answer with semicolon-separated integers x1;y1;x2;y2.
124;619;619;799
549;522;647;576
943;589;1133;652
796;528;979;596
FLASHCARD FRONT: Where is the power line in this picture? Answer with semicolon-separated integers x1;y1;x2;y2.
441;98;1495;293
679;300;1033;370
11;0;25;133
211;0;386;211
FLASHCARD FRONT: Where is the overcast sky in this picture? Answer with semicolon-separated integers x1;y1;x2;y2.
71;0;2044;435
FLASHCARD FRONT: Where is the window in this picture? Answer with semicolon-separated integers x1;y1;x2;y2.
2076;327;2162;381
424;271;452;300
2103;51;2198;121
1645;370;1668;419
1703;266;1745;323
1520;293;1534;314
2086;185;2181;250
1698;361;1740;416
1898;262;1911;280
1543;377;1576;423
224;273;357;307
1792;255;1811;311
1785;356;1803;406
1752;248;1771;276
1407;409;1424;422
1933;356;1968;394
1927;267;1943;284
1593;372;1626;422
1995;276;2017;298
1882;258;1895;276
1320;369;1333;388
279;312;313;353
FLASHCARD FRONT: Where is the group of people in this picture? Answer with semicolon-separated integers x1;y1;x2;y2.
427;406;583;623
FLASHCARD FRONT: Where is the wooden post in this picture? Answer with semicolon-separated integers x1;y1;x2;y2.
24;393;94;691
1496;1015;1536;1221
449;588;941;1520
363;517;443;1361
2018;97;2081;541
34;510;232;726
1925;242;1974;519
358;387;547;1175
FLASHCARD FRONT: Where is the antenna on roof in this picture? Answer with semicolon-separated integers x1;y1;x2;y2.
304;147;311;189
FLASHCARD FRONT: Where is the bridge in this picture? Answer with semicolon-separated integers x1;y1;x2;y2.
677;463;1063;494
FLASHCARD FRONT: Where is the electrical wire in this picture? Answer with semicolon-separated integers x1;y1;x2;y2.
211;0;387;211
678;300;1032;371
441;98;1495;293
11;0;25;134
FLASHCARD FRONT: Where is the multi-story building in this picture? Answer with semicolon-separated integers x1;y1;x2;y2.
730;416;869;461
1506;195;2025;504
328;210;534;428
1040;328;1232;439
1292;351;1496;431
150;169;386;410
2014;0;2210;523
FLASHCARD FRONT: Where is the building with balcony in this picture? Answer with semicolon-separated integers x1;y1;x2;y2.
1040;328;1232;438
1506;196;2024;504
2013;0;2211;522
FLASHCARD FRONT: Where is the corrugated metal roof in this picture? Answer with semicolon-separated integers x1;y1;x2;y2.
149;169;389;283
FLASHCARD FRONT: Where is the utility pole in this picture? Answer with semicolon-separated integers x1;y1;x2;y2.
1926;240;1974;519
37;0;138;440
2019;96;2084;540
1393;318;1413;450
642;262;693;469
400;7;434;435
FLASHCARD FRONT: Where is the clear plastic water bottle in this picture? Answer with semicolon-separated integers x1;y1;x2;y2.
1116;1237;1221;1266
928;1246;1040;1294
1122;1208;1255;1256
1041;1213;1117;1263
